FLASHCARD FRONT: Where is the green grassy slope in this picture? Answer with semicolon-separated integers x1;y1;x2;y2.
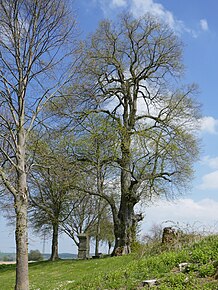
0;235;218;289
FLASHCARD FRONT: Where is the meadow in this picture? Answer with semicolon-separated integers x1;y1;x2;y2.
0;235;218;289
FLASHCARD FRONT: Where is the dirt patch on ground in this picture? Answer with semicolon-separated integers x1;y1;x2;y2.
0;261;16;265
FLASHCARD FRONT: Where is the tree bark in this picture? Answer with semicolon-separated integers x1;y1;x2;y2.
108;241;112;255
94;199;101;256
94;221;100;256
50;223;59;261
15;126;29;290
15;196;29;290
112;131;138;255
112;198;135;255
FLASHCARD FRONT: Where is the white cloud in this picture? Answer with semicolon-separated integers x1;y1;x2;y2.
112;0;127;7
130;0;177;30
96;0;200;38
141;198;218;234
202;156;218;169
199;170;218;190
198;155;218;190
98;0;127;11
129;1;206;38
200;116;218;134
200;19;209;31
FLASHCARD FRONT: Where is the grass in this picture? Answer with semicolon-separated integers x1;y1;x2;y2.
0;235;218;289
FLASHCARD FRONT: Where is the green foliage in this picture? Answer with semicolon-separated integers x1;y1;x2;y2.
28;250;43;262
190;237;218;264
160;272;192;289
130;240;144;253
2;255;14;262
198;264;216;278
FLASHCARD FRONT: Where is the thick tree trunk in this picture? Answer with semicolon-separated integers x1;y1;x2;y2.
112;198;135;255
105;127;140;257
112;129;139;256
50;223;59;261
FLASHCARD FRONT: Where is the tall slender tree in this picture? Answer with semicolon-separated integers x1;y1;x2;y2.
0;1;76;288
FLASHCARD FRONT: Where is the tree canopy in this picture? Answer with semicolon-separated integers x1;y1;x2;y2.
72;13;200;254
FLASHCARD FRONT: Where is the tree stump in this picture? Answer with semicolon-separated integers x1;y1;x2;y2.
162;227;177;245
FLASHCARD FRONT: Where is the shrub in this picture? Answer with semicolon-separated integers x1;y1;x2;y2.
28;250;43;261
2;255;14;262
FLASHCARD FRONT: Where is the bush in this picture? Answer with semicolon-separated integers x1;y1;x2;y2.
3;255;14;262
28;250;43;261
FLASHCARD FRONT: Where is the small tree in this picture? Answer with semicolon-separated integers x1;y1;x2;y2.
74;115;119;253
62;194;103;248
28;250;43;261
60;114;119;252
3;255;14;262
92;210;115;255
29;132;80;261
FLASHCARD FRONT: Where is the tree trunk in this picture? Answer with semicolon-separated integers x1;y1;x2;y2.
112;174;136;255
94;201;101;256
15;196;29;290
112;129;138;256
15;125;29;290
50;223;59;261
108;241;112;255
95;226;100;256
112;198;135;255
95;235;99;256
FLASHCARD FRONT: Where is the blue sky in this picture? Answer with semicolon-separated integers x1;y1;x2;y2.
1;0;218;254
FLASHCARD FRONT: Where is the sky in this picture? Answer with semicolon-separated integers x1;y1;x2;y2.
1;0;218;254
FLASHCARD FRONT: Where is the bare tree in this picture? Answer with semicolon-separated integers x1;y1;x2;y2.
75;13;200;255
0;1;76;288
